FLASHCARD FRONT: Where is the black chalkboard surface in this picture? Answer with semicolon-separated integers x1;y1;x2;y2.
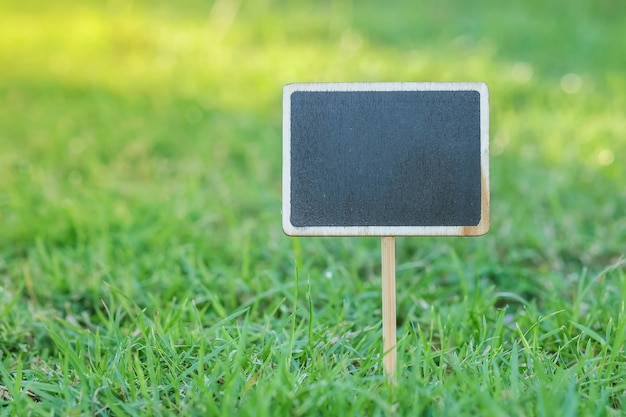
283;82;489;236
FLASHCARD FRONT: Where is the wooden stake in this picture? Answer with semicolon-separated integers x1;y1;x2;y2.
381;236;397;378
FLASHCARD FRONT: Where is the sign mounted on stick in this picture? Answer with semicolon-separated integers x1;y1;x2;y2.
282;82;489;237
282;81;490;378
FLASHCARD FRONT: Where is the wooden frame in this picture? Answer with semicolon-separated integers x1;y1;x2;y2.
282;82;489;237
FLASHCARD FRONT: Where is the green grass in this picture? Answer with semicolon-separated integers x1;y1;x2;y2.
1;0;625;415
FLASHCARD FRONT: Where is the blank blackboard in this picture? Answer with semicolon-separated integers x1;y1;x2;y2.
283;82;489;236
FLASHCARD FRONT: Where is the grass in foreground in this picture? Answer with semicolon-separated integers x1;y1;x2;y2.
1;0;625;415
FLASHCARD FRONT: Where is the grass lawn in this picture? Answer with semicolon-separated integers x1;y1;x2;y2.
1;0;625;415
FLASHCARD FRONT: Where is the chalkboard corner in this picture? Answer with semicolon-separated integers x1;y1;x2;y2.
282;218;299;237
461;214;490;237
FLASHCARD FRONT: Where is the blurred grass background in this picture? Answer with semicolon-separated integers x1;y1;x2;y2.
1;0;623;297
0;0;625;414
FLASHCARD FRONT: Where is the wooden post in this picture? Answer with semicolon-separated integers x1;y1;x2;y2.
381;236;397;378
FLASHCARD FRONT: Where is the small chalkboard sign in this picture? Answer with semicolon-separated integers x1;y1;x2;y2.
283;82;489;236
282;82;490;377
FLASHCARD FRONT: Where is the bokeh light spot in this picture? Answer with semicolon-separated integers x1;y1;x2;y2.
597;149;615;166
511;62;533;83
561;73;582;94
